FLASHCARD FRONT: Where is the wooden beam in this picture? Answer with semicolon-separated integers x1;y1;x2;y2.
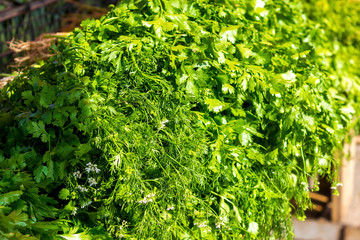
310;192;330;203
0;0;59;22
311;204;324;212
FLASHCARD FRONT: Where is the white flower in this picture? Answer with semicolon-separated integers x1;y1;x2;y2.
337;183;343;187
213;105;223;113
195;221;208;228
72;207;77;216
138;193;156;204
81;201;92;208
77;185;88;192
85;162;101;173
85;163;92;173
300;182;309;191
159;119;169;129
88;177;97;186
216;216;227;229
198;222;207;228
73;171;82;179
220;216;228;222
202;228;211;233
167;205;175;211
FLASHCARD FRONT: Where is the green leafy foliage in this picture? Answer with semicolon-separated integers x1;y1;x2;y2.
0;149;61;239
1;0;360;239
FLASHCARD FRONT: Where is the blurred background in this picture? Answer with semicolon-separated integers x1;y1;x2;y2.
293;136;360;240
0;0;118;73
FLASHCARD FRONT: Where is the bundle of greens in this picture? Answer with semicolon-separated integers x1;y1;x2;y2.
1;0;360;239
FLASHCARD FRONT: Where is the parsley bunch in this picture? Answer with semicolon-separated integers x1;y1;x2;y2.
1;0;360;239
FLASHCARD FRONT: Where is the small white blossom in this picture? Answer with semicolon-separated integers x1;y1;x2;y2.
213;105;223;113
73;171;82;179
300;182;309;191
159;119;169;129
167;205;175;211
216;216;227;229
85;162;101;173
196;221;207;228
77;185;88;192
81;201;92;208
72;207;77;216
88;177;97;186
138;193;156;204
85;164;92;173
337;183;343;187
203;228;211;233
220;216;228;222
122;220;128;227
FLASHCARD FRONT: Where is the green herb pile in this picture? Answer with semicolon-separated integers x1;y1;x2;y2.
1;0;360;239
